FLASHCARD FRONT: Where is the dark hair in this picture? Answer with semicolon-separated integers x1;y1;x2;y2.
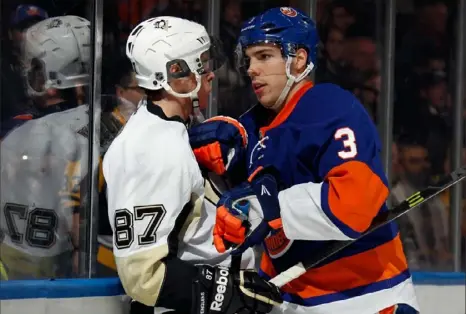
12;16;45;31
330;0;358;16
345;22;375;40
418;71;447;89
102;56;137;111
413;0;447;9
113;57;135;88
396;130;430;150
321;25;344;44
145;88;164;102
413;46;446;67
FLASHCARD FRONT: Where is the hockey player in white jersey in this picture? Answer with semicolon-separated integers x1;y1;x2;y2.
103;16;283;314
0;15;91;279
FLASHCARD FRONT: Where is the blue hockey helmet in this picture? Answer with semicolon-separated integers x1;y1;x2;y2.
236;7;319;71
236;7;319;107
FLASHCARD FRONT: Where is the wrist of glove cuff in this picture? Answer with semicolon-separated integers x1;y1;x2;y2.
250;172;282;227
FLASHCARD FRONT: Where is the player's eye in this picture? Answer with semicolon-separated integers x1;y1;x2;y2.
259;53;272;60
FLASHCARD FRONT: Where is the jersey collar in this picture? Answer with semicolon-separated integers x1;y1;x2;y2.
146;101;187;125
259;81;314;135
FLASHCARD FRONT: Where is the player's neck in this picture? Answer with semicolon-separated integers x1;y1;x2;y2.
285;80;311;103
155;98;191;121
272;80;312;113
44;97;66;107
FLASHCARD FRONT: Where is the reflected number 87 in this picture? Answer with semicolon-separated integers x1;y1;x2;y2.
114;205;166;249
2;203;58;248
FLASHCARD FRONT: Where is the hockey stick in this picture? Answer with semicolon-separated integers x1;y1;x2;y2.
269;165;466;288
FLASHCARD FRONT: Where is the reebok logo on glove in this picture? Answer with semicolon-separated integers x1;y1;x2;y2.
210;267;229;311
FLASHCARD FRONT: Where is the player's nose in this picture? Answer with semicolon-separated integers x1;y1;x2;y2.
247;63;259;78
206;71;215;82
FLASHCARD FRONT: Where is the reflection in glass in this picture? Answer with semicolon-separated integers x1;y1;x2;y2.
0;4;92;280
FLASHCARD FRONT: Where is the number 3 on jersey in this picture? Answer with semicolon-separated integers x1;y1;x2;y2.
114;205;166;249
335;127;358;159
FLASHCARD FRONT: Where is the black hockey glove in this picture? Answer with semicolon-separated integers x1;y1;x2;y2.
192;265;282;314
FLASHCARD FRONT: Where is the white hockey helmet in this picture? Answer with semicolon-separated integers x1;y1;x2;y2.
22;15;91;96
126;16;225;100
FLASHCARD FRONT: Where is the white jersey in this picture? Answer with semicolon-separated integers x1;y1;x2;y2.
0;105;89;278
103;101;255;307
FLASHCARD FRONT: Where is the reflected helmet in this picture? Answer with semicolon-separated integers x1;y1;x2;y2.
22;15;91;96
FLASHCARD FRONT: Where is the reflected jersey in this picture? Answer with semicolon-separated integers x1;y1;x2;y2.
0;105;88;278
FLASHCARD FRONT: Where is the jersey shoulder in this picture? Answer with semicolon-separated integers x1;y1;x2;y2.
284;83;381;150
105;107;195;173
291;83;368;125
44;105;89;132
0;115;32;138
1;117;51;150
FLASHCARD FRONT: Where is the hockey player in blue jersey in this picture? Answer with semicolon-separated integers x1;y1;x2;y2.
188;7;419;314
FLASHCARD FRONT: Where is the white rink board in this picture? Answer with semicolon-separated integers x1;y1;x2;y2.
411;272;465;314
0;278;129;314
0;296;129;314
0;272;464;314
414;285;465;314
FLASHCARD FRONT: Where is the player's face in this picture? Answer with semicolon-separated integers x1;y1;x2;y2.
168;50;216;106
197;50;216;110
246;44;288;110
118;72;145;106
27;58;47;95
198;72;215;110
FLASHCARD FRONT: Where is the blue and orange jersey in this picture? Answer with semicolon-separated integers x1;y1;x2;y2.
239;82;418;312
0;114;33;138
1;101;78;139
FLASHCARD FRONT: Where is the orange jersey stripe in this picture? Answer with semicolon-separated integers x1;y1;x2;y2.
260;81;314;134
379;305;396;314
248;165;264;182
261;234;408;299
13;114;33;120
325;161;389;233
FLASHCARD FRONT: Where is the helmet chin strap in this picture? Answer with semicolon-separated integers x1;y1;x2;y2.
191;95;205;124
161;73;205;126
274;56;314;108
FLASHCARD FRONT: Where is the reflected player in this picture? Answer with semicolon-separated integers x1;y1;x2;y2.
0;15;91;279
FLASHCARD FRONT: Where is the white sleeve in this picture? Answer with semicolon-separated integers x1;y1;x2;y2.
103;129;196;306
278;182;354;241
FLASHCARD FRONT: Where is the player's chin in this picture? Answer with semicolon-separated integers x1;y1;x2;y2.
258;95;276;109
198;100;208;110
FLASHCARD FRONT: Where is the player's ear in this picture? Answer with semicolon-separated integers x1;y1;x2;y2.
46;88;58;97
115;85;124;97
293;48;308;76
